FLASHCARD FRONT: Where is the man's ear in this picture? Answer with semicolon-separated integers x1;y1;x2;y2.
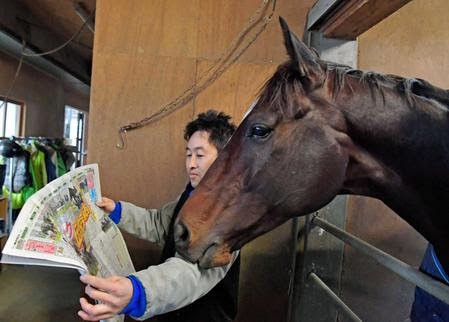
279;17;325;89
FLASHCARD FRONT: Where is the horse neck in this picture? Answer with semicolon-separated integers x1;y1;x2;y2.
339;82;449;179
338;89;449;247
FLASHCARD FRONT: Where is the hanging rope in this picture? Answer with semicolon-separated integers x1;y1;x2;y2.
0;40;25;110
1;9;94;110
21;10;94;58
116;0;277;149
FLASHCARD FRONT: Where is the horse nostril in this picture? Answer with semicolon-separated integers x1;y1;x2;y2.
174;222;190;248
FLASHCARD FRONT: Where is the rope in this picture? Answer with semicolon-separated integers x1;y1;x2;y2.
1;9;94;111
0;41;25;110
21;10;94;58
116;0;277;149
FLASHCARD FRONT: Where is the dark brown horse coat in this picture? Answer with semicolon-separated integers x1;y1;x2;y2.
174;18;449;281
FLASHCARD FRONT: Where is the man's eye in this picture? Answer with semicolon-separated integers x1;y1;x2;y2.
197;155;204;158
249;124;272;138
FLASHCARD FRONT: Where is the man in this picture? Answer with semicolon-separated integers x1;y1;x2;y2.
78;110;240;322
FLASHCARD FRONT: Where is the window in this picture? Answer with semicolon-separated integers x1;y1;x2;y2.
64;106;87;168
0;99;23;137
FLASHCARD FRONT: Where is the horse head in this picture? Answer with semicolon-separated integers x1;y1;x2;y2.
175;17;449;269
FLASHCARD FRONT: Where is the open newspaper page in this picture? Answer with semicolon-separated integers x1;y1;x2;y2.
2;164;135;321
1;163;135;278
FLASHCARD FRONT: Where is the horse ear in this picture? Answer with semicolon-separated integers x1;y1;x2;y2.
279;17;324;87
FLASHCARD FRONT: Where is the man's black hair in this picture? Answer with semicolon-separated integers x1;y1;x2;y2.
184;110;236;151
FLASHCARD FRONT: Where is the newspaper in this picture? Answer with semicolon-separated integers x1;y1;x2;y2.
1;164;135;321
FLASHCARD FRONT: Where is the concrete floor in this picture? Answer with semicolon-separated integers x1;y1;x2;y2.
0;263;166;322
0;264;83;322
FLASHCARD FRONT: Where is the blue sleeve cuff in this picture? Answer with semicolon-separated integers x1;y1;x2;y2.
121;275;147;317
109;201;122;224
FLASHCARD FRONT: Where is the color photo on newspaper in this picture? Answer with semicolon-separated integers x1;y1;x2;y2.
1;164;135;278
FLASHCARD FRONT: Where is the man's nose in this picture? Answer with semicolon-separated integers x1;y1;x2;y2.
189;156;197;168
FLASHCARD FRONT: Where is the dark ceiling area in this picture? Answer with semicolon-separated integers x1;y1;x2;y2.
0;0;96;87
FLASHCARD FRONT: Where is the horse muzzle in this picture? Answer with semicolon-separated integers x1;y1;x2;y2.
174;220;232;268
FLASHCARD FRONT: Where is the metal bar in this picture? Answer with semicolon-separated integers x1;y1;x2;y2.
287;217;300;322
312;215;449;305
0;28;91;86
307;0;342;30
7;159;14;233
76;113;83;167
308;272;362;322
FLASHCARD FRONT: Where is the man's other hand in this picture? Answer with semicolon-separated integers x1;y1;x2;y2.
96;197;116;213
78;274;133;321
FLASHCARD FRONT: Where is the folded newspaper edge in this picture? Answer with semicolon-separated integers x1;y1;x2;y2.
1;163;135;277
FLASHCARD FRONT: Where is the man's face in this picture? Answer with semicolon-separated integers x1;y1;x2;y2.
185;130;218;188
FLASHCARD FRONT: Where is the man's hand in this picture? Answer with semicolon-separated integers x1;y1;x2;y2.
96;197;116;213
78;274;133;321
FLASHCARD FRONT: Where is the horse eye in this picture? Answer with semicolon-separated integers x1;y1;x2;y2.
249;124;272;138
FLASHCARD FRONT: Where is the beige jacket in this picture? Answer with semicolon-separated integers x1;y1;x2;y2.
118;200;238;320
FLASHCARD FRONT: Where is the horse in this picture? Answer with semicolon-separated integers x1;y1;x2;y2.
173;17;449;278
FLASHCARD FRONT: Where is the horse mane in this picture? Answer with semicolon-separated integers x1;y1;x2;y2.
257;60;449;112
333;64;449;109
405;78;449;107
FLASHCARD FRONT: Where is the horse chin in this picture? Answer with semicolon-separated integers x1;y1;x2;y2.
198;242;232;269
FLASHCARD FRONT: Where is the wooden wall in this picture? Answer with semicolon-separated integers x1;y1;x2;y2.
358;0;449;88
88;1;315;321
340;1;449;321
88;0;316;205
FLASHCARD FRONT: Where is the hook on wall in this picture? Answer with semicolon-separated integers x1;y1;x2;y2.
116;128;127;150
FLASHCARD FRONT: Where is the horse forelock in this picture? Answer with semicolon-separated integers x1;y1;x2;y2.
256;61;307;118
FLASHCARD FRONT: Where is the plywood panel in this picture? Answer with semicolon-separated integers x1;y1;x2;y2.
95;0;200;58
194;60;277;122
358;0;449;89
197;0;316;64
88;52;196;206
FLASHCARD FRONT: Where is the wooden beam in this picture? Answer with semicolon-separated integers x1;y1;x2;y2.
0;0;91;84
0;28;90;92
317;0;412;40
307;0;341;31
